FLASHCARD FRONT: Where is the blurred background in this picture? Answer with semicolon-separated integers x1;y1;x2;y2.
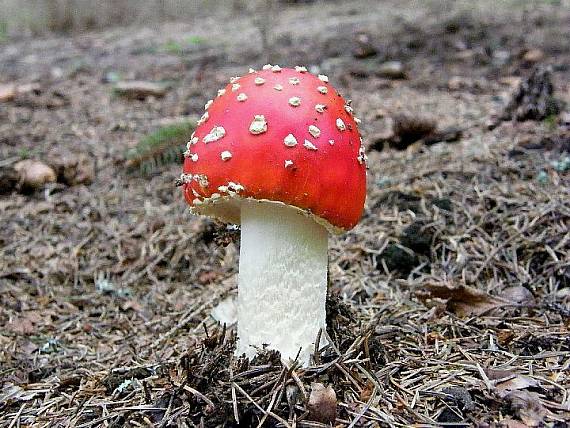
1;0;569;426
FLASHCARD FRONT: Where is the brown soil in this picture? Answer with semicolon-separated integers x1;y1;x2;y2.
1;1;569;426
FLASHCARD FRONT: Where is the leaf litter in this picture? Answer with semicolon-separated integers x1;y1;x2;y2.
0;1;569;426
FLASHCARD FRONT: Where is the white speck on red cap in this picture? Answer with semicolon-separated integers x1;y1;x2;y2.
254;77;265;85
230;76;240;83
284;160;294;168
289;77;300;85
262;64;272;70
197;112;209;125
271;65;282;72
189;136;199;145
344;105;354;114
217;89;226;97
328;139;335;145
180;173;193;184
294;66;307;73
303;140;318;151
203;125;226;143
237;93;248;102
357;145;368;166
249;115;267;134
308;125;321;138
221;151;232;161
248;68;255;73
315;104;326;113
336;118;346;131
194;174;209;188
288;96;301;107
317;86;328;94
284;134;298;147
218;185;228;192
354;117;362;124
232;83;240;92
274;84;283;91
190;153;198;162
204;99;213;110
318;74;329;82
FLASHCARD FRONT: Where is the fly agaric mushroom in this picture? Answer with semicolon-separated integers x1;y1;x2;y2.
181;66;366;365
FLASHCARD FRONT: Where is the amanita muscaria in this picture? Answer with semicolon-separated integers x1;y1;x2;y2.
181;65;366;365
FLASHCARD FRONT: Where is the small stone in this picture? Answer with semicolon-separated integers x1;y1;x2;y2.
221;151;232;161
14;160;57;190
352;32;377;58
523;48;544;64
284;134;298;147
307;383;337;424
377;61;407;79
288;96;301;107
249;115;267;134
308;125;321;138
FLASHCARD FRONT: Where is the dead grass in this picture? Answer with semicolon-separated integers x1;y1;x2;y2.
1;0;569;426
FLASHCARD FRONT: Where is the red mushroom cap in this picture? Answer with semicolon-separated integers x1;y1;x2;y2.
181;66;367;233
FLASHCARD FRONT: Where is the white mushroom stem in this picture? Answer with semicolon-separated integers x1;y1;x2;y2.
236;201;328;366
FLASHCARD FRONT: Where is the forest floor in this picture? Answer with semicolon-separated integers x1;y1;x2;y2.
1;0;569;426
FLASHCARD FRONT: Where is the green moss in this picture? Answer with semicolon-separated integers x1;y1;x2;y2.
162;40;185;55
126;121;195;175
0;21;7;43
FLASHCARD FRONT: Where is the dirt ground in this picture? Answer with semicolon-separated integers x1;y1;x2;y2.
1;0;569;426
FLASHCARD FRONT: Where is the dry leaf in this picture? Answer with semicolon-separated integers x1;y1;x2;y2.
417;282;508;316
504;390;548;427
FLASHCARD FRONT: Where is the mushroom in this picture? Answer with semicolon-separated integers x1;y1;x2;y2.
181;67;366;365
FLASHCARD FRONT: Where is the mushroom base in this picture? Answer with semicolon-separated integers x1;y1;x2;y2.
236;201;328;366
